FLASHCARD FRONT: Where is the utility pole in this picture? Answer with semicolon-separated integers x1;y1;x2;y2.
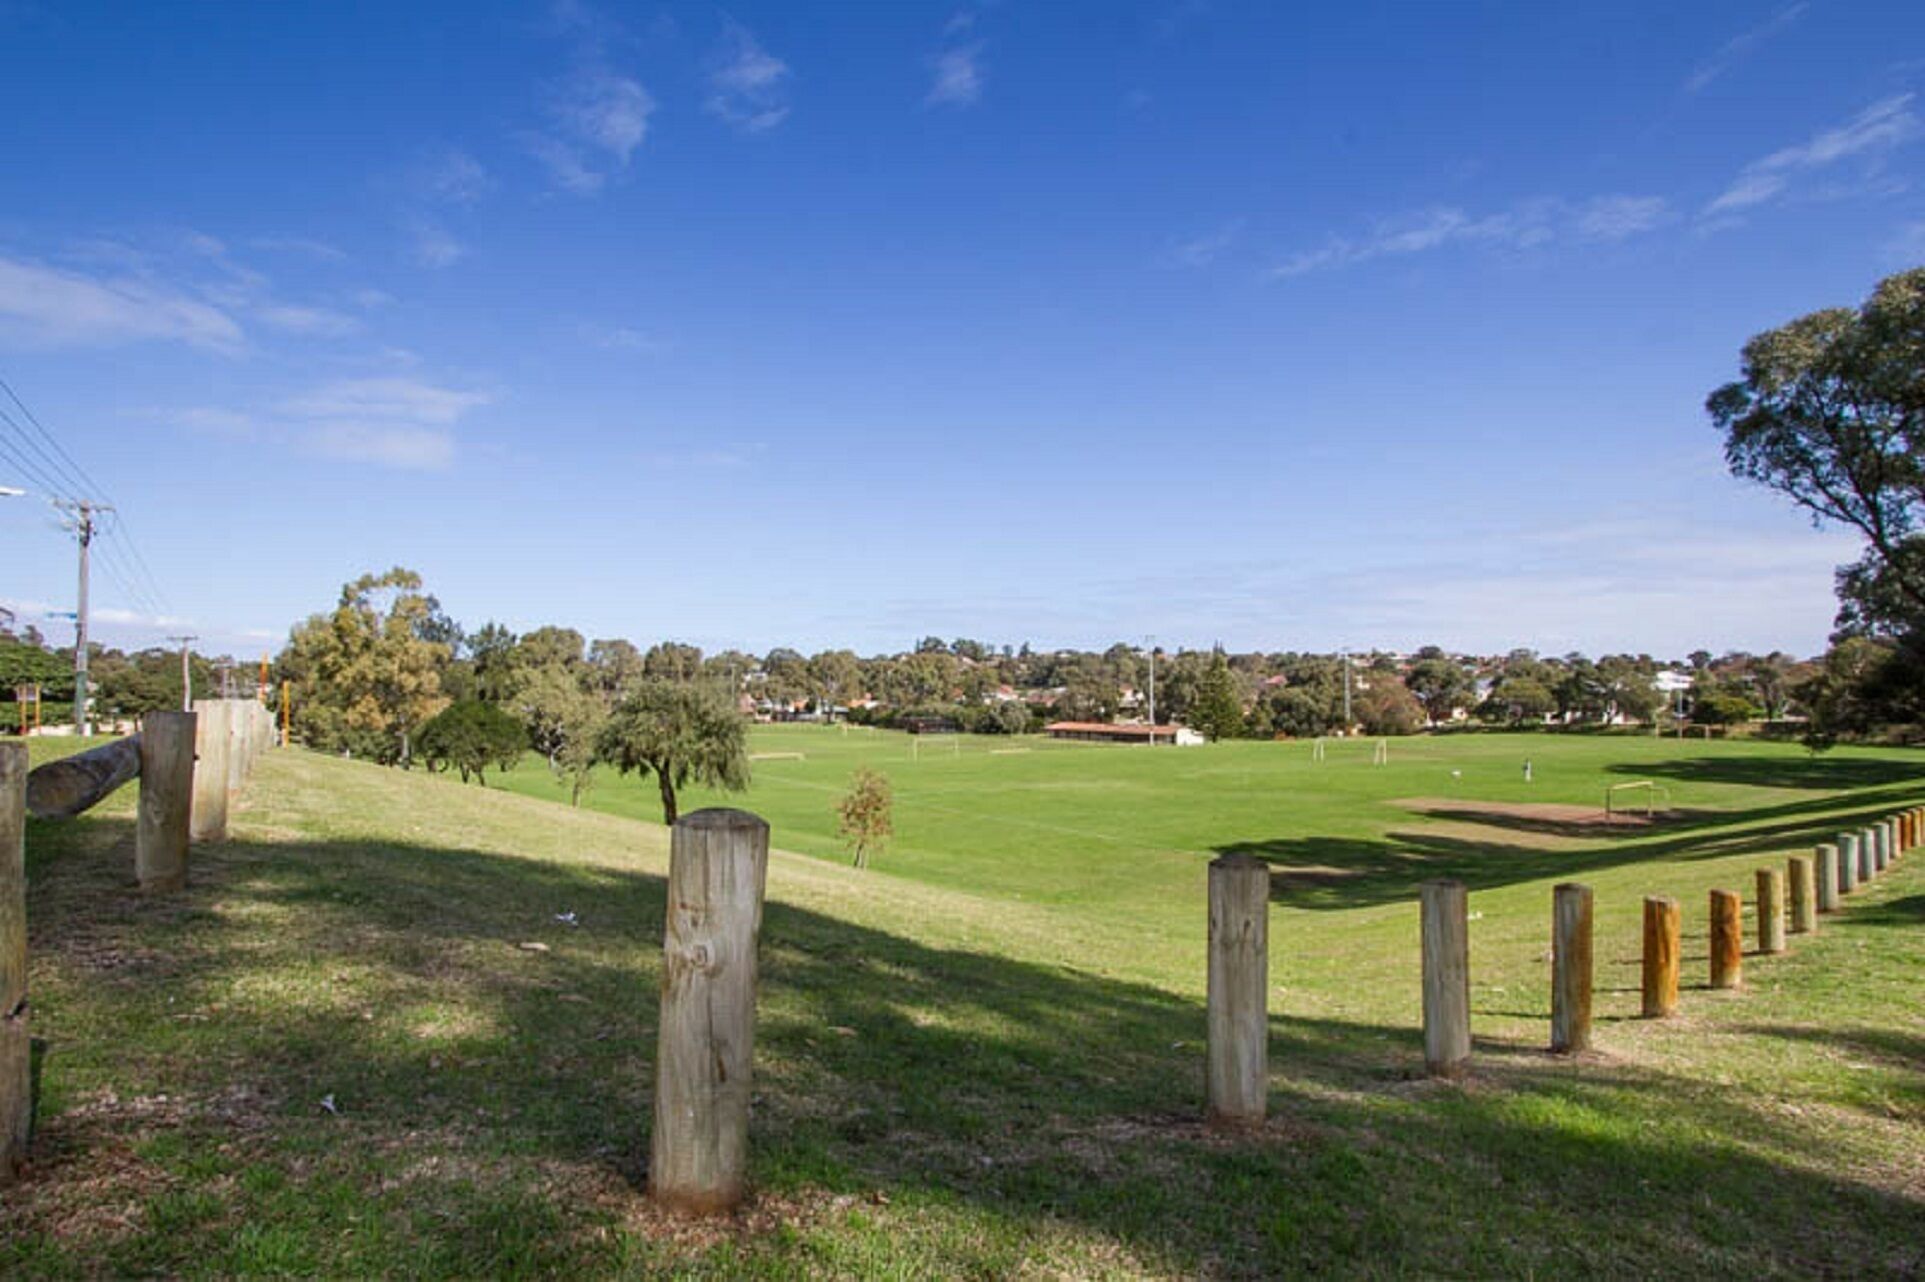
1342;647;1352;731
167;635;198;710
54;499;110;737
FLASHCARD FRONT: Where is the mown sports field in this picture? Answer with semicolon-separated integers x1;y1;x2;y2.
7;729;1924;1276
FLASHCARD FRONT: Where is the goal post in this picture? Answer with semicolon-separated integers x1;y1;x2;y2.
1605;780;1671;818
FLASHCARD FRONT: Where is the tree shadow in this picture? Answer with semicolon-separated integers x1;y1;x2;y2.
8;807;1924;1276
1604;755;1924;791
1228;784;1925;912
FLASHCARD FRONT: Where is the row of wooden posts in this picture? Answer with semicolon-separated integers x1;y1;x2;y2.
0;698;276;1181
1206;805;1919;1115
1;763;1912;1208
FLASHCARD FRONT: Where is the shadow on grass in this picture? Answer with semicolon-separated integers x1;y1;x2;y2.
1224;782;1925;912
8;807;1925;1277
1604;755;1924;791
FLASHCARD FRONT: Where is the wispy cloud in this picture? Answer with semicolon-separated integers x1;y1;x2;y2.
305;423;457;470
413;148;492;205
1168;221;1243;268
1704;94;1920;217
1683;2;1807;94
526;69;654;193
1269;194;1669;278
254;302;359;337
249;235;349;262
927;43;983;107
405;217;466;268
156;376;493;473
0;252;244;350
706;22;790;132
280;377;490;425
585;323;667;353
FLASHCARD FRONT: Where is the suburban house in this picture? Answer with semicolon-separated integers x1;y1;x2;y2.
1044;721;1205;746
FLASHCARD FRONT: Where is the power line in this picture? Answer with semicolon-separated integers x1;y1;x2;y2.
0;373;174;625
0;375;107;501
0;409;75;499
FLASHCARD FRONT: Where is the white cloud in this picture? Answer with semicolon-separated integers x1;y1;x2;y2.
304;423;455;470
250;236;349;262
927;44;983;107
588;324;667;353
1684;3;1807;94
406;218;466;268
0;253;243;350
527;70;655;193
1571;195;1671;241
521;131;608;195
254;302;359;337
706;23;791;132
281;377;490;425
414;149;492;206
1169;221;1242;268
1270;195;1670;278
155;377;490;473
1705;95;1920;216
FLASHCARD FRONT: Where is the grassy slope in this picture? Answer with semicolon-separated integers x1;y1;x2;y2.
4;734;1923;1277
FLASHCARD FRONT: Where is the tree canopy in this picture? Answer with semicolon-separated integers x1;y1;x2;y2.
596;679;750;824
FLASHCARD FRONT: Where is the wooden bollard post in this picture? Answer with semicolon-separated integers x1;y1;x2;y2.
1420;879;1471;1077
1787;854;1816;935
1640;896;1680;1018
1550;883;1593;1054
1;743;29;1181
1858;828;1876;883
1838;833;1859;894
1709;889;1743;989
650;808;770;1215
1815;844;1839;913
1876;822;1892;874
190;700;231;843
1755;868;1786;954
1206;853;1270;1125
136;711;196;892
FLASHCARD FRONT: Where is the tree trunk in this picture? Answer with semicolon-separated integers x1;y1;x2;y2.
658;768;679;826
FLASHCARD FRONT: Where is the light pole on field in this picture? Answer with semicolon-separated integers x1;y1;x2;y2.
1145;634;1156;738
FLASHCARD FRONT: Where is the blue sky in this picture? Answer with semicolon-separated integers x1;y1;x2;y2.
0;0;1920;661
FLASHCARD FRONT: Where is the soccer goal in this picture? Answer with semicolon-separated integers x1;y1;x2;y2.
1605;780;1672;818
910;735;962;761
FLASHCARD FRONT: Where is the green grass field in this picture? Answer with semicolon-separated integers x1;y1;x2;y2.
5;729;1924;1276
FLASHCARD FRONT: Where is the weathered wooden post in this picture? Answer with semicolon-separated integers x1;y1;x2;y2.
1755;868;1786;955
190;699;230;843
1875;821;1892;874
1858;827;1876;883
1815;844;1840;914
1206;853;1270;1125
224;699;248;799
1420;879;1471;1077
1838;832;1860;894
1709;889;1742;989
1550;883;1593;1054
1;743;28;1181
1787;853;1817;935
135;711;196;892
1640;895;1680;1018
650;808;770;1215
